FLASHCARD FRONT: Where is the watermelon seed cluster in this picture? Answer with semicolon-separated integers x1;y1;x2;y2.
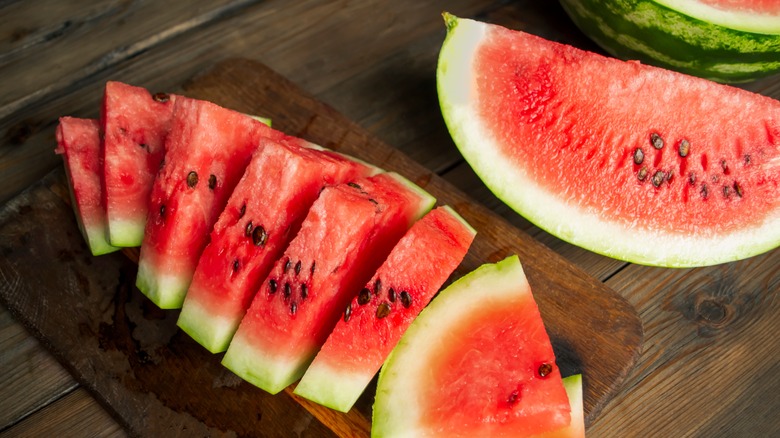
265;256;313;316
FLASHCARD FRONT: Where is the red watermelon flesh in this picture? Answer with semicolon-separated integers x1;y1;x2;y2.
136;96;286;309
177;138;375;353
294;205;476;412
55;117;118;256
222;173;436;394
372;255;572;437
700;0;780;14
101;81;176;247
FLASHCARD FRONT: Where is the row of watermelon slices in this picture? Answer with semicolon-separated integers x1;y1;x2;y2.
55;81;584;435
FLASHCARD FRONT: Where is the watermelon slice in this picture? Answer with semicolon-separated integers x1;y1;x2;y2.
558;374;585;438
372;255;572;437
177;138;374;353
136;97;286;309
559;0;780;82
437;14;780;267
222;173;436;394
101;81;176;247
294;205;476;412
55;117;118;256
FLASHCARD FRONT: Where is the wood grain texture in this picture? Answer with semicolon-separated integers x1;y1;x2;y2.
0;58;642;437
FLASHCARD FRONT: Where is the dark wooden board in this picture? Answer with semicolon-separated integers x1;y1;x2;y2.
0;59;642;437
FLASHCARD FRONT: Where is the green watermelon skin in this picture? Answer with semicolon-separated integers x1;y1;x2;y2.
294;206;475;412
222;173;435;395
177;138;374;353
55;117;118;256
559;0;780;83
101;81;176;247
372;255;571;437
136;97;285;309
437;14;780;267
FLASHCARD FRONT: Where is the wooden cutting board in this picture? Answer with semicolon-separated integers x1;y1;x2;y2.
0;59;642;437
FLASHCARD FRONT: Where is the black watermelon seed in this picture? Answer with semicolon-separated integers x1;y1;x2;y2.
368;198;378;205
358;288;371;305
208;174;217;190
678;139;690;157
721;160;730;174
652;171;665;187
232;259;240;271
638;166;648;181
294;260;302;275
688;172;696;186
376;302;391;319
347;182;362;190
744;154;752;165
268;279;278;294
400;291;412;308
633;148;644;165
152;92;170;103
734;181;743;198
375;279;382;295
252;225;267;247
344;304;352;322
139;143;148;149
538;363;553;378
701;183;709;199
245;221;253;237
388;287;396;302
650;132;664;149
283;282;291;298
239;203;246;218
290;302;297;315
159;204;166;217
310;261;316;275
284;259;292;274
300;284;308;300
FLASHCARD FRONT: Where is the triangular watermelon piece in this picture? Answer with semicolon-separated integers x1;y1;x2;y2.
222;173;436;394
55;117;118;256
177;138;375;353
101;81;176;247
373;255;572;437
136;97;286;309
295;206;476;412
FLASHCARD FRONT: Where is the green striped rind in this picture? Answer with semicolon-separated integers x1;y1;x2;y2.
559;0;780;82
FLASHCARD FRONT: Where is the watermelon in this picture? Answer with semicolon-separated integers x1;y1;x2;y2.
136;97;286;309
559;374;586;438
55;117;118;256
177;137;374;353
437;14;780;267
222;173;436;394
101;81;176;247
294;205;476;412
372;255;572;437
559;0;780;83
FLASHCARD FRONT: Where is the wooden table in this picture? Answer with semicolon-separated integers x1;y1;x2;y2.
1;1;777;437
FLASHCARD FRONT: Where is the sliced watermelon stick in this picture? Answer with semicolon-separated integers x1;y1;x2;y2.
101;81;176;247
136;97;286;309
55;117;118;256
552;374;586;438
294;206;476;412
177;138;374;353
222;173;436;395
372;255;571;437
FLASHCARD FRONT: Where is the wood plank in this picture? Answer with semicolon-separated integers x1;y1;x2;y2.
2;388;125;438
0;58;642;436
0;306;77;429
589;252;780;437
0;0;258;120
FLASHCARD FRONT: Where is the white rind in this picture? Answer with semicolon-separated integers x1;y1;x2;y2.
372;255;530;437
177;295;239;353
293;362;370;413
654;0;780;34
437;16;780;267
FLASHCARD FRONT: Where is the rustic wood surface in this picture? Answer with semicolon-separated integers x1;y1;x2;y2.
0;0;777;437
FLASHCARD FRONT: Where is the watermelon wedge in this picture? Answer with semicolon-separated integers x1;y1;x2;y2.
559;0;780;82
558;374;585;438
136;97;286;309
55;117;118;256
372;255;572;437
294;205;476;412
177;138;374;353
101;81;176;247
437;14;780;267
222;173;436;394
